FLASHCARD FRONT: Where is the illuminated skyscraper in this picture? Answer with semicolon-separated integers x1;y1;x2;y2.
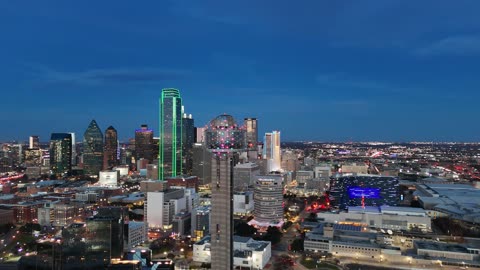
49;133;72;176
103;126;119;170
205;114;245;270
69;132;77;165
182;108;195;175
83;120;104;176
29;135;39;149
263;131;281;172
135;125;154;162
244;118;258;150
159;88;182;180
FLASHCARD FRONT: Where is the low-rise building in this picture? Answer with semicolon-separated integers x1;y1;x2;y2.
304;223;401;261
317;206;431;232
193;235;271;270
413;240;480;266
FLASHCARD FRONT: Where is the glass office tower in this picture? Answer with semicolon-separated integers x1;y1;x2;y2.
159;88;182;180
103;126;119;170
49;133;72;176
83;120;104;176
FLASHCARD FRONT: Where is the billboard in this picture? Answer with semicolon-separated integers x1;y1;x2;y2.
348;187;380;199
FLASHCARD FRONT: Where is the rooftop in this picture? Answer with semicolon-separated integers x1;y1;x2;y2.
415;240;470;254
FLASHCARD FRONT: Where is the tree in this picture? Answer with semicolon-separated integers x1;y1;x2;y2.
235;222;257;238
282;221;293;231
263;226;282;245
20;223;41;233
306;212;318;222
290;239;304;252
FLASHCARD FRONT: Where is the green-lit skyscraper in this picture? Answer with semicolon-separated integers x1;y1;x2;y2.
83;120;104;176
159;88;182;180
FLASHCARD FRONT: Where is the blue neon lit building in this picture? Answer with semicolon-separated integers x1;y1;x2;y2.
330;175;399;209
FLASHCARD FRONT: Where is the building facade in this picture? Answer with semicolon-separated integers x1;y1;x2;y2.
330;175;400;209
159;88;183;180
182;110;194;175
49;133;72;176
83;120;104;176
263;131;281;172
244;118;258;150
103;126;119;170
253;174;284;225
135;125;154;163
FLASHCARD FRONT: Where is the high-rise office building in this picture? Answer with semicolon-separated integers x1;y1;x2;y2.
49;133;72;176
253;174;284;225
135;125;154;163
29;135;39;149
86;207;129;260
244;118;258;150
103;126;119;170
195;127;205;143
69;132;77;166
83;120;104;176
192;143;212;186
159;88;182;180
205;114;245;270
263;131;281;172
182;109;195;175
191;205;211;242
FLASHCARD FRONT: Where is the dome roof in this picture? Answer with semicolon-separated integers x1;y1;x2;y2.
209;114;237;128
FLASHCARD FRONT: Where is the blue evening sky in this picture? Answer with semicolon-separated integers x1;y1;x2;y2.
1;1;480;142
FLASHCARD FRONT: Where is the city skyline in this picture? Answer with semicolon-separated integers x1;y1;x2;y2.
2;1;480;142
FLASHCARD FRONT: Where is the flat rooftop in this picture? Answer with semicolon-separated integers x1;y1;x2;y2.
415;240;470;254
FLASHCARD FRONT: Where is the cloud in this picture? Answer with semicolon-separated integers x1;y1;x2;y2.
415;35;480;55
28;65;187;86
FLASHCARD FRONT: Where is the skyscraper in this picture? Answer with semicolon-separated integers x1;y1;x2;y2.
253;174;284;225
135;124;154;162
205;114;245;270
86;207;129;260
182;109;194;175
159;88;182;180
103;126;119;170
263;131;281;172
49;133;72;176
83;120;104;176
244;118;258;150
69;132;77;166
29;135;39;149
192;143;212;186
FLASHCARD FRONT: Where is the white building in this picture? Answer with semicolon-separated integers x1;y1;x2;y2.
314;165;331;179
146;189;186;229
114;165;129;177
304;223;401;261
316;206;431;232
37;202;57;226
234;191;254;216
98;170;120;186
126;221;146;250
193;236;271;270
252;174;284;226
263;131;281;172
